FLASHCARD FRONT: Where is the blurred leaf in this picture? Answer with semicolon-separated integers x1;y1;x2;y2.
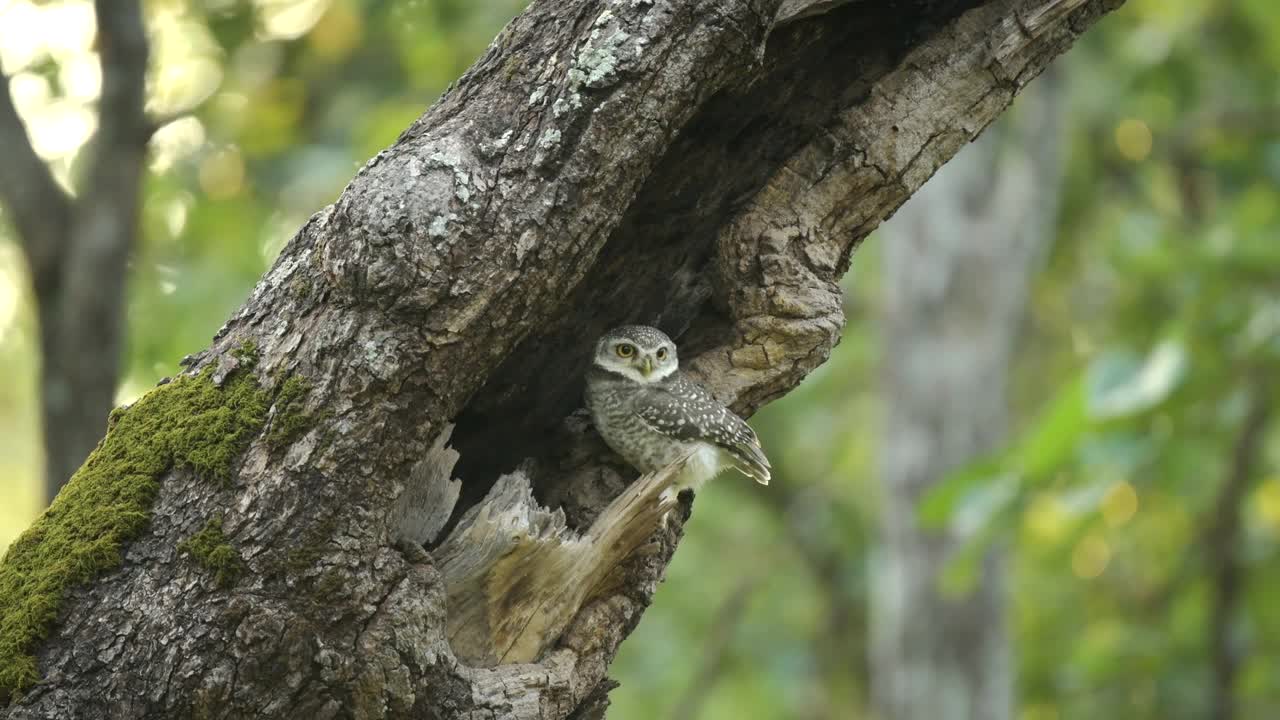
938;536;986;598
917;455;1009;529
951;474;1021;536
938;521;1008;599
1011;373;1090;475
919;375;1087;529
1078;431;1155;473
1087;341;1187;419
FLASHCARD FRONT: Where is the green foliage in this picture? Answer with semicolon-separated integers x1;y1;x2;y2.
0;364;268;701
178;516;243;588
921;339;1190;531
919;374;1087;529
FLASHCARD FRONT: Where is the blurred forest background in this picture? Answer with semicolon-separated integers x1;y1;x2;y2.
2;0;1278;718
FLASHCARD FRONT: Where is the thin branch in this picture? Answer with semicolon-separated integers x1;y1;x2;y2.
1176;106;1280;146
1207;382;1273;720
0;70;74;299
144;108;199;140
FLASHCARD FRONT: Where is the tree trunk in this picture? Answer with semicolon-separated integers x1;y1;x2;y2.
870;71;1064;720
0;2;1120;718
0;0;150;503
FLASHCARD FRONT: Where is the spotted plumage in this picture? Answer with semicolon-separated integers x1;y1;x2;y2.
585;325;771;496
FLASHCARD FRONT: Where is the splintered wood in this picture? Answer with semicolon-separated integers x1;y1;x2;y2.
400;445;683;666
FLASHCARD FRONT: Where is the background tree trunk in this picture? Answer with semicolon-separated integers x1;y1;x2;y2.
0;1;1120;718
0;0;149;503
871;71;1064;720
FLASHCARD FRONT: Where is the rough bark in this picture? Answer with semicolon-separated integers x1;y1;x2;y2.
870;70;1064;720
0;0;150;502
1;0;1121;718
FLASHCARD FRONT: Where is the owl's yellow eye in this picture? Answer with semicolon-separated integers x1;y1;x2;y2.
656;347;668;361
615;343;635;358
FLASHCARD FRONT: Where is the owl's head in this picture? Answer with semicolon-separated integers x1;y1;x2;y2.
593;325;678;384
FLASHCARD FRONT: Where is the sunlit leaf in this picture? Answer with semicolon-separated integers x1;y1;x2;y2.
917;454;1009;529
951;474;1020;536
1078;431;1154;474
1011;373;1089;476
938;539;984;598
1087;341;1187;419
919;374;1088;529
937;526;1001;599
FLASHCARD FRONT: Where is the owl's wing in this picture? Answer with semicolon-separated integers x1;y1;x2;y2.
632;377;771;485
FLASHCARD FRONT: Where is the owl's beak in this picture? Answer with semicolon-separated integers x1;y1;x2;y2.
640;357;654;377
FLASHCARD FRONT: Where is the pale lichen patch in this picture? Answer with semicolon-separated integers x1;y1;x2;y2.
426;148;474;203
557;6;641;117
428;215;450;239
583;34;627;87
476;129;514;159
514;230;537;264
538;129;562;150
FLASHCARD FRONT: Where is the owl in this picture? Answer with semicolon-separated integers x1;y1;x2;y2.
585;325;771;497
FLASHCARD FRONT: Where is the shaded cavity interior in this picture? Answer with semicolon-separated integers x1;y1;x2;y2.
446;0;980;527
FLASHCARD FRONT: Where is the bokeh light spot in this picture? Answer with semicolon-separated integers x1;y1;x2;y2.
152;57;224;116
1071;533;1111;579
309;1;364;60
1021;703;1059;720
164;194;194;239
1255;479;1280;534
258;0;333;40
1115;118;1153;162
199;147;246;199
29;100;97;160
150;117;208;174
0;2;46;71
8;72;51;117
1101;481;1138;527
59;53;101;103
1025;493;1069;543
40;0;97;59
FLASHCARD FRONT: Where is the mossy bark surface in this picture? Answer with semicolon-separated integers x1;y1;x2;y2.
0;364;267;700
1;0;1122;718
178;516;244;588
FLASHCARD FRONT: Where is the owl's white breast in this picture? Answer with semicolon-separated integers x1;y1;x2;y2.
661;442;731;503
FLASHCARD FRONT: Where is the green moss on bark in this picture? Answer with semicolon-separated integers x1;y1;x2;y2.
265;374;315;450
178;516;243;587
288;277;313;301
231;339;259;364
0;363;269;701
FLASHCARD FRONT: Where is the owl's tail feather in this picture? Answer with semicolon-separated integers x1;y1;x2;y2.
729;443;772;486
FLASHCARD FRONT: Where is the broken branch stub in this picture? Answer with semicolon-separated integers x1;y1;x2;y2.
391;424;462;546
432;458;685;666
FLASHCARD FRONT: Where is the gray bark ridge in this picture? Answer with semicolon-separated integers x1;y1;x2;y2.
4;1;1122;718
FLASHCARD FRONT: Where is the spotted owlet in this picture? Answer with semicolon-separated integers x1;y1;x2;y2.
585;325;771;496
